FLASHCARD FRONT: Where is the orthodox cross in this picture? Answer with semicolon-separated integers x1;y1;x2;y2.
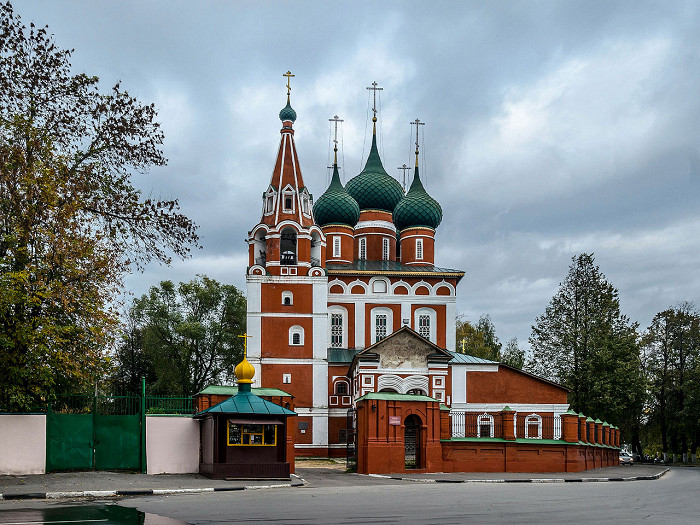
283;70;295;96
460;338;467;353
397;163;412;191
238;333;252;358
410;118;425;154
329;115;344;151
366;81;383;118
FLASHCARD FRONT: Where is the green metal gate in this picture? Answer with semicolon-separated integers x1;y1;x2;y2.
46;395;142;472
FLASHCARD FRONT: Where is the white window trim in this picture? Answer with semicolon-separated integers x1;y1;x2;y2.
477;413;495;438
414;307;437;344
371;307;393;344
416;238;424;260
282;291;293;305
371;278;388;293
282;189;295;213
525;413;543;439
333;236;341;257
359;237;367;260
382;237;390;261
328;306;348;349
334;379;349;395
289;325;304;346
283;374;291;384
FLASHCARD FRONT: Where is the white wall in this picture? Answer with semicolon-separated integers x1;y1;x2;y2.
0;414;46;474
146;416;199;474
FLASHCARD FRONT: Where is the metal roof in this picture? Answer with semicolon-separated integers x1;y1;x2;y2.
194;390;296;418
326;260;464;278
447;352;500;365
197;385;292;397
356;392;438;402
328;348;361;364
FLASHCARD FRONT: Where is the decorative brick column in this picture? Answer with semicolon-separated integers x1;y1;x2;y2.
501;406;516;441
602;422;610;445
594;419;603;445
586;417;596;444
576;414;585;442
561;409;579;443
440;406;451;440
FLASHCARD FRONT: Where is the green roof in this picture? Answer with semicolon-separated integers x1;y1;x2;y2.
195;390;296;418
393;163;442;231
356;392;437;403
279;98;297;122
197;385;292;397
346;131;404;212
328;347;361;363
313;163;360;227
326;259;464;279
447;351;499;365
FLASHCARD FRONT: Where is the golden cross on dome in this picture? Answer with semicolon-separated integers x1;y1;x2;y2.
366;81;383;118
411;118;425;153
397;163;412;191
238;333;252;358
460;338;467;353
329;115;344;150
283;71;295;96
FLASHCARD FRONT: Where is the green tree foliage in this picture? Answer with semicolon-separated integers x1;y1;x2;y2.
528;254;645;448
0;4;199;410
122;276;247;396
456;314;501;362
501;337;525;369
642;303;700;455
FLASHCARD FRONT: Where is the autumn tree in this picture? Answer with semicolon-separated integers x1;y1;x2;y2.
129;276;246;396
501;337;525;369
528;254;645;449
0;3;198;410
456;314;501;362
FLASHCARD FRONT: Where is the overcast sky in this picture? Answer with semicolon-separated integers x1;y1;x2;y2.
17;1;700;350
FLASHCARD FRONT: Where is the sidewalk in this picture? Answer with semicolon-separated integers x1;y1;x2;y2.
0;471;304;500
376;464;669;483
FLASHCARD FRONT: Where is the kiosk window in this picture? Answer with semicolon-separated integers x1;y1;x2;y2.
228;421;277;446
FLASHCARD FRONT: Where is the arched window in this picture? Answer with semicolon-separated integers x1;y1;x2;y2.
359;237;367;260
477;413;495;438
282;291;293;306
525;414;542;439
280;227;297;265
289;325;304;346
371;307;393;344
335;381;348;395
371;279;388;293
328;306;348;349
414;308;437;344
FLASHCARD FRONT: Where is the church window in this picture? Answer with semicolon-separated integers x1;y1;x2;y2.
282;291;293;306
333;236;341;257
335;381;348;395
359;237;367;260
266;196;274;213
525;414;542;439
289;325;304;346
303;197;309;214
375;314;388;341
382;238;389;260
280;227;297;265
331;313;343;348
416;238;423;260
338;429;347;443
418;315;430;339
407;388;425;396
477;414;495;438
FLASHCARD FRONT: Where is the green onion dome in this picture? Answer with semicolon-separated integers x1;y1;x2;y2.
346;132;404;212
279;97;297;122
313;162;360;227
393;163;442;231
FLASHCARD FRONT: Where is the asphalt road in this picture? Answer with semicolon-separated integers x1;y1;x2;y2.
1;467;698;524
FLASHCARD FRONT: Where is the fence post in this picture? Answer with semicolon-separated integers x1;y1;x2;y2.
141;376;147;474
501;406;515;440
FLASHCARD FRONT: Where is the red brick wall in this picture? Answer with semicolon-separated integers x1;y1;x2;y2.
467;366;568;404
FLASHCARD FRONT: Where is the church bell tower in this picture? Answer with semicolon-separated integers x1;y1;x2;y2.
246;72;329;453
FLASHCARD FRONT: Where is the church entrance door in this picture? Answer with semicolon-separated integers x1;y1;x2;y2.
404;415;421;469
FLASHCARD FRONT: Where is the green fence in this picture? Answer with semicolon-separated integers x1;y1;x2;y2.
46;393;195;472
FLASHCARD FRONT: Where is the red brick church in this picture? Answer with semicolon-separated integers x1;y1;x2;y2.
241;78;619;473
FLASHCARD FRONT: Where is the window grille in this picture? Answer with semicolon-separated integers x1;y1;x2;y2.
335;381;348;395
418;314;430;339
333;236;341;257
292;333;300;345
525;414;543;439
331;313;343;348
477;413;495;438
416;239;423;259
375;314;387;341
382;238;389;260
359;238;367;260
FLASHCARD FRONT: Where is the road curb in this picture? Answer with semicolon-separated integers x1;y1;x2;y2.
0;478;304;501
360;468;670;485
